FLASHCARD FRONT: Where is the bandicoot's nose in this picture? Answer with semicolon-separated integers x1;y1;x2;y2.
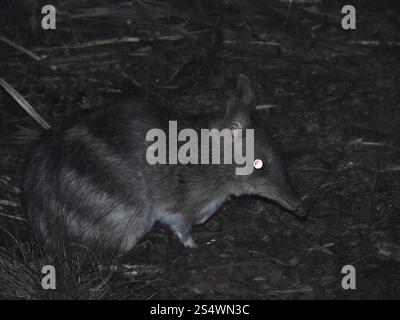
292;193;316;220
278;191;310;219
269;184;311;220
293;203;309;219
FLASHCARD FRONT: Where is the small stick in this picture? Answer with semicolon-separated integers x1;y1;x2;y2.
61;37;141;49
0;77;51;130
224;40;280;46
0;200;18;207
301;7;340;24
0;213;26;222
255;104;277;110
0;34;43;61
347;40;400;47
33;35;184;51
383;165;400;172
345;138;386;149
267;286;314;295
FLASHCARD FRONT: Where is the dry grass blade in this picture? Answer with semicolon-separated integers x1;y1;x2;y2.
0;34;43;61
347;40;400;48
0;77;51;130
0;213;26;222
0;249;42;300
0;199;18;207
35;35;184;51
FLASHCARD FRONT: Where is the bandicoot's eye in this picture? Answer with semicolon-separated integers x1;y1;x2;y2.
231;121;241;129
253;159;263;170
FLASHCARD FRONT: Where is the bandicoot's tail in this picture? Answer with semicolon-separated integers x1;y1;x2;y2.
12;125;45;145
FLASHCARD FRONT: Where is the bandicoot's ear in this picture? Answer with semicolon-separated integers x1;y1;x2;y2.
236;74;255;107
224;96;251;130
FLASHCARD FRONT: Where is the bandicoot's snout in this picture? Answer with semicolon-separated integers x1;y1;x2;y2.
271;186;310;220
287;193;313;220
284;199;309;220
292;203;310;219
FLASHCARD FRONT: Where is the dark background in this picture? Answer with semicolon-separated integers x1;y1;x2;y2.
0;0;399;299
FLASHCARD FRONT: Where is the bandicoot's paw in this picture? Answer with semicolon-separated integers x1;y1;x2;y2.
177;233;198;249
183;237;198;249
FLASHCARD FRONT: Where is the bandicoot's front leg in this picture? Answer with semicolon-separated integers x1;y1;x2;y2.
162;213;198;248
173;220;197;248
176;231;198;249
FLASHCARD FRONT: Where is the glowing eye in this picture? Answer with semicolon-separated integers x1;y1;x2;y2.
253;159;263;169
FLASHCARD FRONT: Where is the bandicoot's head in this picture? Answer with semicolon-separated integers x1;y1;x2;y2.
221;75;307;217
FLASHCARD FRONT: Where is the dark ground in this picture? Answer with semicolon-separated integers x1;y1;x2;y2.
0;0;400;299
